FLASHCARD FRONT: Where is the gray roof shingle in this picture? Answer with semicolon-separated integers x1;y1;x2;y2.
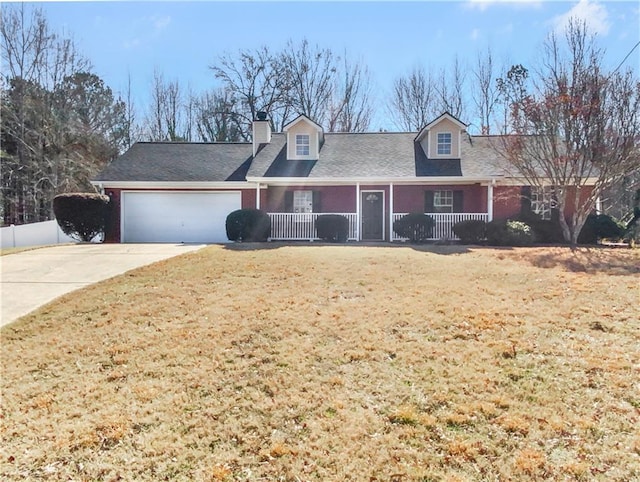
93;142;253;182
94;133;508;184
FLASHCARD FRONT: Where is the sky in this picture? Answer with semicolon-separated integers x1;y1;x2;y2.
12;0;640;131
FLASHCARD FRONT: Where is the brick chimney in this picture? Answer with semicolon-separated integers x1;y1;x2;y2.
252;111;271;156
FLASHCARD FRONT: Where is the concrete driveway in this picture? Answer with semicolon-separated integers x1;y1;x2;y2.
0;243;205;327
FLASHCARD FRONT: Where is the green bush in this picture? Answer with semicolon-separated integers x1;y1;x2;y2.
225;209;271;242
393;213;434;243
486;219;534;246
452;219;486;244
517;211;564;244
578;214;625;244
315;214;349;242
53;192;110;242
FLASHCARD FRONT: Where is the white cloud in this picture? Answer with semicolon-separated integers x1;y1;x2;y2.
466;0;541;12
152;15;171;33
551;0;611;36
470;28;480;41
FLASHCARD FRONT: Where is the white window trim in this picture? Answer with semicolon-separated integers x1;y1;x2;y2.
293;190;313;213
433;190;454;213
437;132;452;156
531;186;556;220
295;134;310;156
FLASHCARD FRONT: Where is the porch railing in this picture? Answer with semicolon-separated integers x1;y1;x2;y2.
268;213;358;241
267;212;489;241
391;213;489;241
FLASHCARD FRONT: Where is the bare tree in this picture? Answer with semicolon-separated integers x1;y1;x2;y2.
435;56;467;120
144;70;193;141
0;4;102;224
194;88;243;142
471;47;501;134
388;66;437;131
281;39;337;126
327;56;373;133
496;19;640;246
211;46;289;138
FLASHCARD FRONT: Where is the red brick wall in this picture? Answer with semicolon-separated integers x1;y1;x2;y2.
492;185;595;221
493;186;521;220
264;185;357;212
104;188;121;243
393;184;487;213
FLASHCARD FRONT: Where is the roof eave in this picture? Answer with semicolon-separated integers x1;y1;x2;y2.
91;181;256;189
247;176;502;185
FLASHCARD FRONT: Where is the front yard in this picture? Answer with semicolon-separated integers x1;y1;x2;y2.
1;245;639;481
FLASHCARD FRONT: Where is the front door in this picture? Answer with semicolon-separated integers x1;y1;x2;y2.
361;191;384;240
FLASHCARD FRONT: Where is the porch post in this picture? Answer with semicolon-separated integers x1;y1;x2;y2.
389;183;394;242
356;182;361;241
256;183;261;209
487;181;494;222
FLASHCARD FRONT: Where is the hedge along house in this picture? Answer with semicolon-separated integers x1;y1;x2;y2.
92;112;585;243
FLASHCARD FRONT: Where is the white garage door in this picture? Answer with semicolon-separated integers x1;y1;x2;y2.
122;191;241;243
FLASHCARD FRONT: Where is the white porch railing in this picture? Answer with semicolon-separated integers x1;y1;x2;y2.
269;213;358;241
391;213;489;241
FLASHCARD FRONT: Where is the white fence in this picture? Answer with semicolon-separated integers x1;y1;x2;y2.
269;213;358;241
0;220;77;249
268;212;488;241
391;213;489;241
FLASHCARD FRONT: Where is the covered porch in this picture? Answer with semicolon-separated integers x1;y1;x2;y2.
259;181;496;242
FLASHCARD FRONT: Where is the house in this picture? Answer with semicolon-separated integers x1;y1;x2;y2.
92;112;566;243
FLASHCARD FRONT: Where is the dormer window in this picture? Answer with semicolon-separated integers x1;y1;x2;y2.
296;134;310;156
437;132;452;155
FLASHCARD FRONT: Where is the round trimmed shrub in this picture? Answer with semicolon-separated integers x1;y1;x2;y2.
315;214;349;242
226;208;271;242
452;219;486;244
53;192;110;242
393;213;434;243
578;214;625;244
486;219;534;246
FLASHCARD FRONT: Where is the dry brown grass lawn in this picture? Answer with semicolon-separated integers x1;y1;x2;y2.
1;245;639;481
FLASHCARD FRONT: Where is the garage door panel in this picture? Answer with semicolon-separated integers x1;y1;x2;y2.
122;191;240;243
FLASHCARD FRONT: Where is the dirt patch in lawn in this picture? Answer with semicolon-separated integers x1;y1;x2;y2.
1;245;639;481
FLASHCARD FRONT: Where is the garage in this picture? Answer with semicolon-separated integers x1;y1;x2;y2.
121;191;241;243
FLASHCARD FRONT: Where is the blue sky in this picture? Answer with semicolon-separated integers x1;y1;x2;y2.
24;1;640;130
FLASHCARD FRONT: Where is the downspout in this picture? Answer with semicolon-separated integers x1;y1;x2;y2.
256;183;261;209
389;183;394;242
487;179;495;222
356;182;361;241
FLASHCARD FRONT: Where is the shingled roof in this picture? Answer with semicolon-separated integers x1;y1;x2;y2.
93;142;253;182
94;132;507;184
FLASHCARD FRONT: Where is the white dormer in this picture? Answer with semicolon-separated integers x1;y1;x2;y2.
283;115;324;160
415;112;467;159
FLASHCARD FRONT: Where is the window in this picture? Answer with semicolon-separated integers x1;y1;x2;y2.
531;186;556;220
296;134;310;156
293;190;313;213
437;132;452;155
433;190;453;213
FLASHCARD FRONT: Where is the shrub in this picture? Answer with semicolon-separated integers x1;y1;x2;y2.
486;219;534;246
315;214;349;242
53;192;110;242
226;208;271;242
578;214;626;245
452;219;486;244
393;213;434;243
517;211;564;244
